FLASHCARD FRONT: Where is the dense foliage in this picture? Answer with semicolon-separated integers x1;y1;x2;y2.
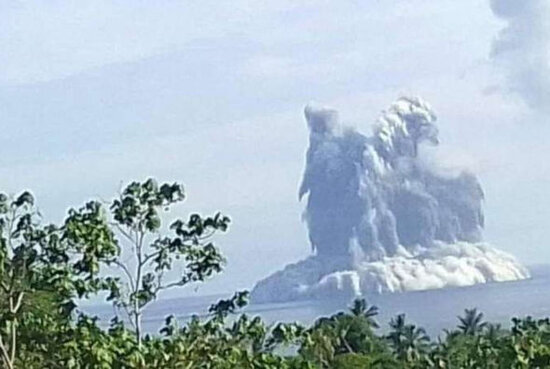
0;179;548;368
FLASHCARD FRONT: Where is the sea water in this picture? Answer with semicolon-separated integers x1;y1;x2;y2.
84;265;550;338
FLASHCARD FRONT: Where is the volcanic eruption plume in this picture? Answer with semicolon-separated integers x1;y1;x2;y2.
251;97;529;303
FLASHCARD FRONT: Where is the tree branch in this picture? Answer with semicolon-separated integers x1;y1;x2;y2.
110;260;135;292
142;250;161;265
9;320;16;366
157;280;185;292
13;292;24;314
0;335;13;369
112;223;134;246
0;282;9;294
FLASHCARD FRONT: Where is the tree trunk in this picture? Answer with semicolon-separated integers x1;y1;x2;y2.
135;311;142;347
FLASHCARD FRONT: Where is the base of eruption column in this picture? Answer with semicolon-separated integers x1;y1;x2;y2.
250;242;530;304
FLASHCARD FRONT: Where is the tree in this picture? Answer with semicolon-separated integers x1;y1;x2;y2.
63;178;230;345
387;314;430;363
0;192;41;369
331;353;398;369
300;299;389;367
349;298;379;326
457;308;487;336
0;191;111;369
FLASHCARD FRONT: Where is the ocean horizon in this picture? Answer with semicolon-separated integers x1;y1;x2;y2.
83;263;550;338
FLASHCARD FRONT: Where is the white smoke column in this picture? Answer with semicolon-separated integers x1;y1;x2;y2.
490;0;550;110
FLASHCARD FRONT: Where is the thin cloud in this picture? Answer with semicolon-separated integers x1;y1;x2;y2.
490;0;550;111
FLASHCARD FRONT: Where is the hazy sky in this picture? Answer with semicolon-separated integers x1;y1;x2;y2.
0;0;548;297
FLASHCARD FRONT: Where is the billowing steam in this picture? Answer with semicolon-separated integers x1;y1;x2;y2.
251;97;529;303
490;0;550;110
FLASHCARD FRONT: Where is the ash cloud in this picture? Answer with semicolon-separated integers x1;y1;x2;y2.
490;0;550;110
300;97;484;261
251;97;528;303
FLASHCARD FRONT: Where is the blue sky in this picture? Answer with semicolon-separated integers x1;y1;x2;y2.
0;0;549;297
